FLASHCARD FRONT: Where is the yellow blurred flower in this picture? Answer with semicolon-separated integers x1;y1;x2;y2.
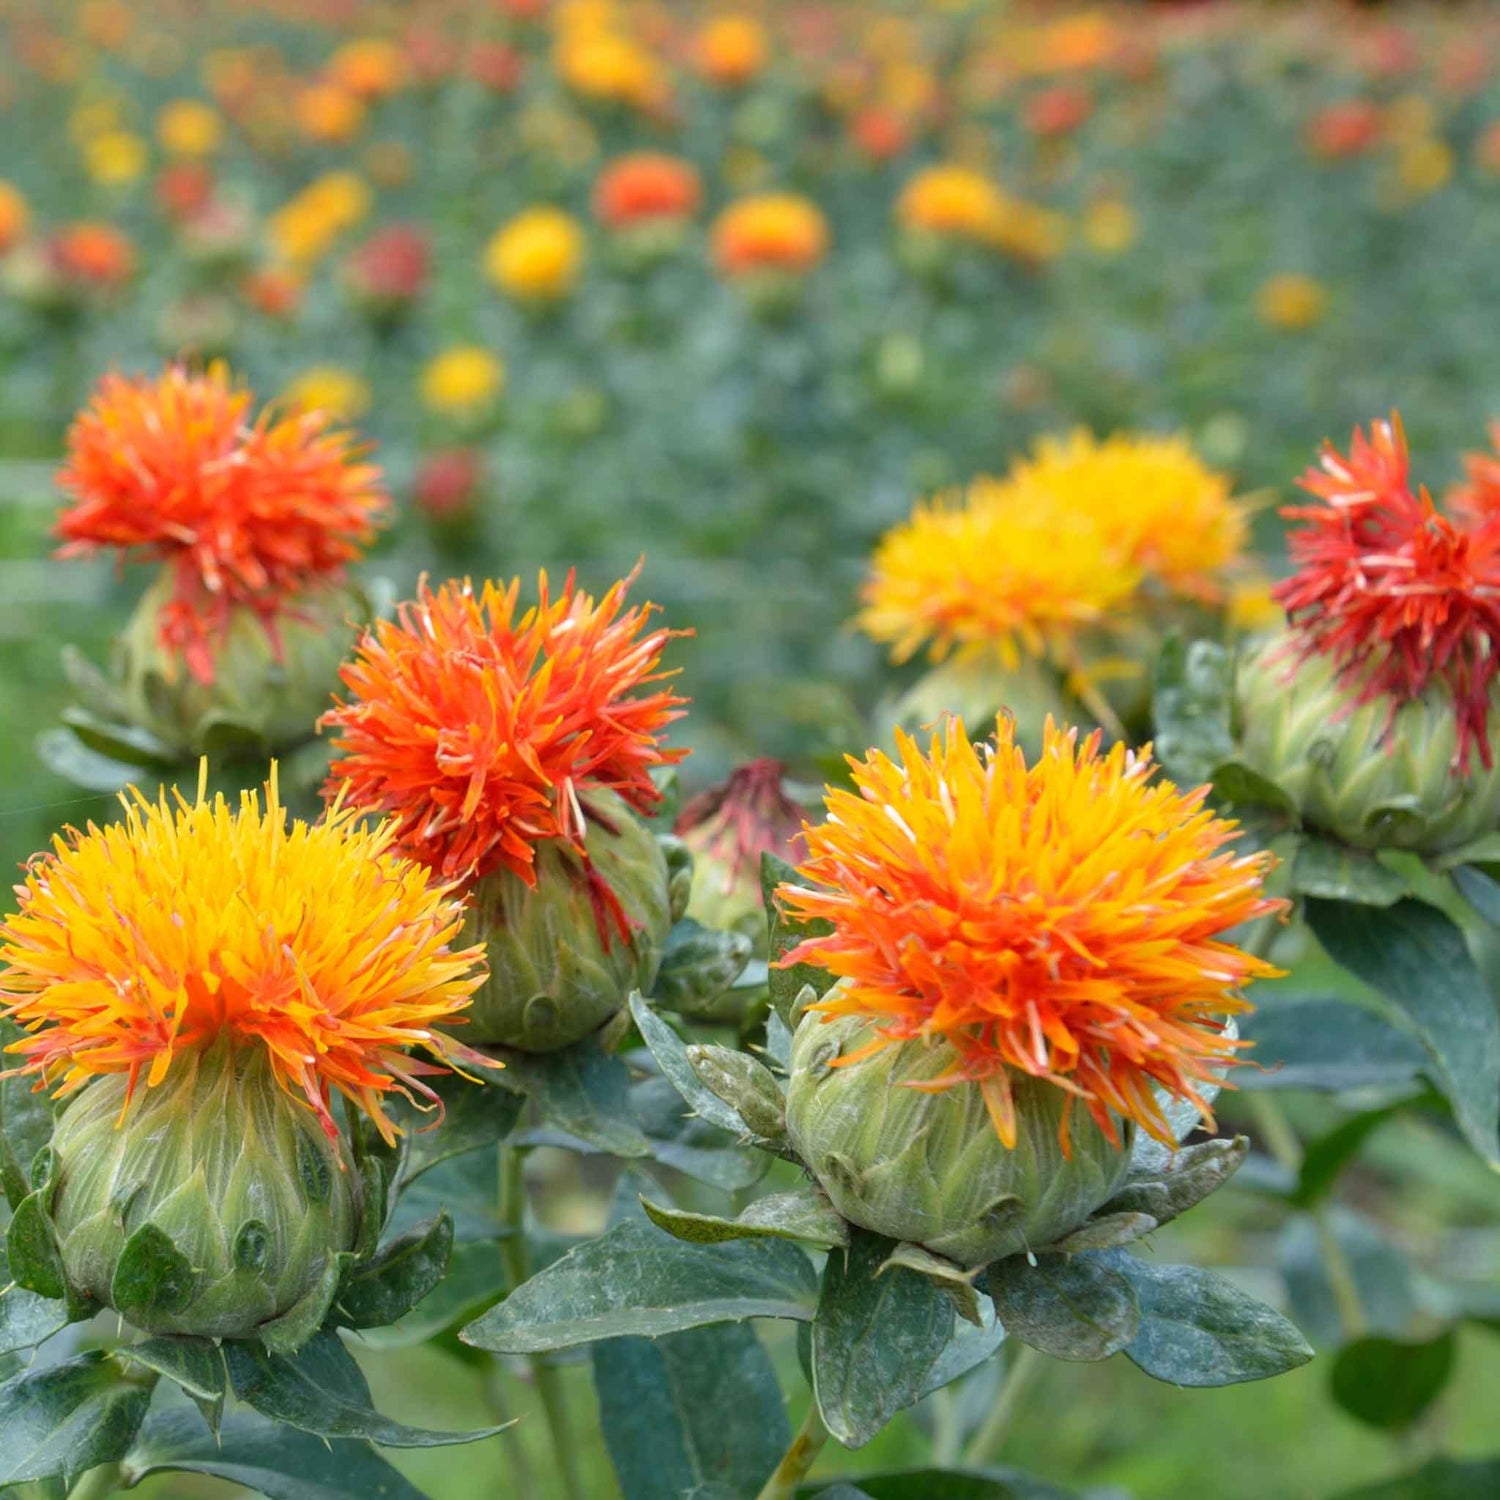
84;131;149;186
1256;273;1328;331
327;38;408;100
1396;137;1454;197
1227;575;1283;635
268;172;372;267
0;181;32;252
986;196;1068;263
282;367;371;422
695;15;769;88
421;346;506;417
296;82;366;145
712;193;830;278
897;165;1004;239
485;207;586;302
157;98;223;158
555;28;667;111
1082;198;1137;255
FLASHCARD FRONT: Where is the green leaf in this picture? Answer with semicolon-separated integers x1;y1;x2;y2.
111;1224;196;1318
1305;897;1500;1166
1238;998;1427;1093
1291;838;1408;907
686;1043;787;1142
460;1219;818;1353
119;1337;226;1434
762;853;832;1027
224;1329;507;1448
878;1243;985;1327
496;1037;651;1158
1151;636;1235;788
811;1230;954;1448
1330;1330;1457;1431
5;1196;65;1302
1331;1456;1500;1500
397;1074;523;1182
1042;1212;1159;1255
119;1406;428;1500
629;1075;770;1192
640;1188;849;1250
594;1324;790;1500
983;1252;1139;1362
1099;1252;1313;1386
33;730;142;794
0;1029;55;1213
916;1297;1006;1399
1099;1136;1247;1228
0;1353;151;1486
1293;1105;1405;1207
353;1239;512;1351
654;919;753;1018
57;708;178;771
1279;1209;1416;1348
806;1469;1075;1499
1451;864;1500;925
629;992;752;1136
1210;760;1298;818
335;1213;453;1330
0;1248;67;1357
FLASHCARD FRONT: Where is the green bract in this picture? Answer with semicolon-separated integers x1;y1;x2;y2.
117;568;364;758
785;1010;1134;1269
457;791;673;1051
44;1039;360;1342
1236;631;1500;853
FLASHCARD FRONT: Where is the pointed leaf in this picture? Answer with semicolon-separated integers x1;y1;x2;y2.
629;992;751;1136
398;1075;523;1182
811;1230;954;1448
0;1248;67;1356
58;708;178;771
641;1189;849;1250
0;1353;151;1486
335;1213;453;1330
5;1196;65;1302
654;919;753;1017
1043;1212;1159;1255
120;1337;226;1433
983;1253;1139;1362
224;1329;507;1447
461;1218;818;1353
1100;1136;1247;1228
112;1224;196;1317
1305;897;1500;1165
496;1038;650;1158
1291;838;1407;907
878;1243;985;1327
1330;1331;1457;1431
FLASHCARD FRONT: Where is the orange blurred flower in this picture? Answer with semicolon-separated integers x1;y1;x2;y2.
695;14;769;88
51;222;135;286
592;152;702;228
296;81;366;144
1305;99;1382;160
327;37;408;100
712;192;829;277
0;181;30;253
1023;83;1093;137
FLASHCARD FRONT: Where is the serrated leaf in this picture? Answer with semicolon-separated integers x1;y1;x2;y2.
335;1213;453;1330
629;992;751;1136
5;1196;65;1302
1099;1252;1312;1386
594;1323;790;1500
119;1406;428;1500
496;1037;651;1158
811;1230;954;1448
1100;1136;1247;1228
112;1224;196;1317
1291;838;1408;907
0;1247;67;1357
225;1330;506;1447
762;853;832;1027
641;1189;849;1250
397;1075;523;1182
1238;998;1427;1093
0;1353;151;1486
1330;1330;1457;1431
654;919;754;1018
983;1253;1139;1362
1305;897;1500;1166
120;1337;226;1433
460;1219;818;1353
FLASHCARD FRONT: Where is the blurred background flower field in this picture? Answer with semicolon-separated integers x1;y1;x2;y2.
1;2;1499;1497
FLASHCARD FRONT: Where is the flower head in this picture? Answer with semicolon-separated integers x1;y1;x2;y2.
778;717;1282;1149
322;569;688;919
485;206;586;302
56;365;387;682
592;153;702;229
0;769;487;1144
711;193;829;278
1275;414;1500;770
420;346;506;418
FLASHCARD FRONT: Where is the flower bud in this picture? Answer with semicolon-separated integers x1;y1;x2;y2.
1236;630;1500;852
686;1043;786;1141
44;1039;360;1341
785;1010;1133;1268
118;568;363;757
459;792;673;1051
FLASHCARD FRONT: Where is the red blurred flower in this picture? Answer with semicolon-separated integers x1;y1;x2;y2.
155;162;216;220
1024;83;1093;138
1306;99;1382;160
849;106;910;162
414;447;485;522
1275;414;1500;770
468;41;524;93
345;222;430;308
592;153;702;229
676;758;805;882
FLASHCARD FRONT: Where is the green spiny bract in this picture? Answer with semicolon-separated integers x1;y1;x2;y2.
455;790;673;1051
117;568;365;758
785;1010;1134;1269
1236;631;1500;853
44;1038;360;1342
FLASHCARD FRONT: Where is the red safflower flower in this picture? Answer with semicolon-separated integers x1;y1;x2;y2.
592;153;702;230
51;222;135;287
414;447;485;521
1305;99;1383;160
321;569;688;927
676;758;805;882
56;365;387;681
1024;83;1093;137
1274;414;1500;770
344;222;430;306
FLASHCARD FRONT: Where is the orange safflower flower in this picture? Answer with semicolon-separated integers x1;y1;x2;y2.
0;769;488;1144
322;569;688;918
55;366;387;682
1306;99;1382;160
51;221;135;286
695;14;769;88
592;152;702;229
778;717;1283;1149
1276;415;1500;771
711;193;829;277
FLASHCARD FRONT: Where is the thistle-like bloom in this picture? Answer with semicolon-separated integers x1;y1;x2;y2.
859;481;1141;667
778;717;1283;1149
322;569;688;917
0;770;487;1143
1275;414;1500;770
55;365;387;682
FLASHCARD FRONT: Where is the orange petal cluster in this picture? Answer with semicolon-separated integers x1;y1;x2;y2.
0;770;488;1144
1275;413;1500;770
322;568;688;894
777;717;1283;1149
56;364;388;682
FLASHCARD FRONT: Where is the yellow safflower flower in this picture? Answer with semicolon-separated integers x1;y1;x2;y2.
281;367;372;422
1256;274;1328;331
421;346;506;417
485;207;586;302
1082;198;1137;255
157;98;223;158
84;131;149;186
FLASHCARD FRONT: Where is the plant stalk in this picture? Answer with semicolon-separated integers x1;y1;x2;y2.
755;1401;830;1500
66;1463;122;1500
497;1142;588;1500
962;1342;1043;1467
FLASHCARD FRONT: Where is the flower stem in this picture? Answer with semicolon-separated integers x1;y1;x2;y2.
66;1463;122;1500
962;1342;1043;1468
496;1143;588;1500
755;1401;830;1500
